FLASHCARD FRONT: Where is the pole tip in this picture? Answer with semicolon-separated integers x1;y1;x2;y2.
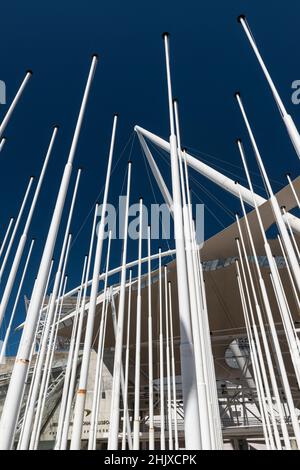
234;91;241;99
92;53;99;60
236;138;242;144
114;112;119;118
235;237;240;241
162;32;170;39
128;159;132;165
173;97;178;104
53;124;60;130
26;69;33;75
285;172;291;177
235;180;240;184
281;205;286;210
139;196;143;202
78;166;84;171
237;14;246;23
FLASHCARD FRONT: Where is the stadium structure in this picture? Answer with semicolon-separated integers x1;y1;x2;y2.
1;15;300;450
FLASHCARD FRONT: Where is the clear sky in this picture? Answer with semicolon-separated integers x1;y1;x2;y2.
1;0;300;353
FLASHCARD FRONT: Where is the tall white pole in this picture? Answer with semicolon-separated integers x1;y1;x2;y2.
168;281;179;450
88;230;112;449
147;226;155;450
0;217;14;260
0;55;98;450
133;198;143;450
17;261;54;449
164;266;173;450
0;239;35;363
162;32;201;449
238;15;300;160
19;168;81;450
236;93;300;294
107;161;131;450
158;248;165;450
0;176;34;284
174;99;213;449
235;239;274;449
236;228;300;447
110;292;133;450
0;137;6;153
55;255;87;449
0;126;58;326
59;205;99;450
30;233;72;449
235;261;272;450
70;114;118;449
31;274;69;449
0;71;32;139
122;270;133;450
237;140;300;392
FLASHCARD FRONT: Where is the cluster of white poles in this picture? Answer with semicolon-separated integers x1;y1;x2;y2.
0;14;300;451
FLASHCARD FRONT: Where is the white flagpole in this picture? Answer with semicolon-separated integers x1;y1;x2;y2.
31;274;69;449
17;267;54;449
0;176;34;284
173;98;213;449
0;217;14;260
0;70;32;139
0;137;6;152
236;225;299;447
0;239;35;363
122;269;133;450
147;226;155;450
59;205;99;450
55;255;87;449
70;114;118;449
0;126;58;327
235;237;275;449
158;248;165;449
164;266;173;450
236;93;300;294
107;161;132;450
0;55;98;450
92;287;110;449
133;198;143;450
162;32;201;449
88;230;112;449
168;281;179;450
237;140;300;390
30;233;72;449
238;15;300;160
19;169;81;450
235;261;272;450
110;292;133;450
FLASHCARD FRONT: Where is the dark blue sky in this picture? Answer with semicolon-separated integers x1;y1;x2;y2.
1;1;300;352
